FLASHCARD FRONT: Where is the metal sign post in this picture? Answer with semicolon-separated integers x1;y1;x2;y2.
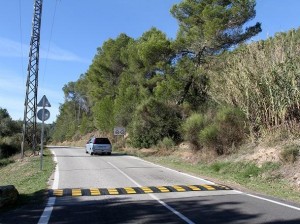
37;95;51;171
113;127;126;148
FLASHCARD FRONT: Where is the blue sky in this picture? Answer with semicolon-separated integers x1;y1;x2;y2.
0;0;299;123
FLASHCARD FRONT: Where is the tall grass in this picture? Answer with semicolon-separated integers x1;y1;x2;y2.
209;28;300;138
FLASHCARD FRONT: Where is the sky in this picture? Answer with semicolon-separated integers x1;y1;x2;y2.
0;0;299;124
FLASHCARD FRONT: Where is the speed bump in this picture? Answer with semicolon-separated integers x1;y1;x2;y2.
49;184;232;197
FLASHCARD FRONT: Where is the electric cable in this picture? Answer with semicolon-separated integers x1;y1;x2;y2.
41;0;60;90
18;0;25;86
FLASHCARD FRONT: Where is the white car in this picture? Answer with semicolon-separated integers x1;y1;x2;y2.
86;137;112;155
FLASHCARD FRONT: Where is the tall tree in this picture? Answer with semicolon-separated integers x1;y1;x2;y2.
87;33;133;103
170;0;261;105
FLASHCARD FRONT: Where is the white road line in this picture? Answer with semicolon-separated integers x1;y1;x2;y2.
131;156;300;211
130;156;215;184
242;192;300;211
108;161;195;224
38;150;59;224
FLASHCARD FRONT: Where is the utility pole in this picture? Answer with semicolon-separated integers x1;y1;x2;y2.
21;0;43;158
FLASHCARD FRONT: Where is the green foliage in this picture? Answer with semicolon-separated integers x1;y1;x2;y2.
114;73;141;127
93;96;115;133
199;124;219;148
0;108;21;137
200;106;248;154
171;0;261;54
182;113;207;147
209;28;300;136
137;27;173;69
50;0;297;157
208;161;273;180
79;114;94;134
0;143;19;159
0;158;14;167
87;34;133;103
0;108;22;159
280;145;299;163
157;137;176;149
130;98;182;148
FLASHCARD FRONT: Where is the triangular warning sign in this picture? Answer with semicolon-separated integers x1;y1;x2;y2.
37;95;51;107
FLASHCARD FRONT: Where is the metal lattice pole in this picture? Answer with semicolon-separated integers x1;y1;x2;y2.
21;0;43;158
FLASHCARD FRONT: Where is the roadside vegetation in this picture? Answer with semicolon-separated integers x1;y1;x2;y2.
0;149;55;210
49;0;300;202
118;146;300;204
0;107;55;210
1;0;300;207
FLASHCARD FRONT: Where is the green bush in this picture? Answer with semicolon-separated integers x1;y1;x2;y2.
0;135;22;159
199;124;219;148
157;137;176;149
200;106;248;155
130;98;181;148
0;143;19;159
238;163;261;178
0;158;14;167
182;113;207;147
280;145;299;163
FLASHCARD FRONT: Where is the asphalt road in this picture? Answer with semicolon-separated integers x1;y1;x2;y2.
2;146;299;224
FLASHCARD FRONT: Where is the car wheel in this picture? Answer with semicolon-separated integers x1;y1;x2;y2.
107;152;111;155
85;150;88;154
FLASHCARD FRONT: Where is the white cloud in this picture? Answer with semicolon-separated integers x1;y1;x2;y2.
0;37;89;63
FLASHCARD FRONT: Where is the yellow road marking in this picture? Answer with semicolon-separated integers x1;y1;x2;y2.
173;185;186;192
124;187;136;194
157;186;170;193
72;189;82;196
53;189;63;196
108;188;119;195
50;184;231;197
202;185;216;190
90;188;101;196
187;185;201;191
141;187;153;193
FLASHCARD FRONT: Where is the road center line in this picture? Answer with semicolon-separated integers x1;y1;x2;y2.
107;161;195;224
38;150;59;224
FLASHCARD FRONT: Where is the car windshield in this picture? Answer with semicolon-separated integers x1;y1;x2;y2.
94;138;110;144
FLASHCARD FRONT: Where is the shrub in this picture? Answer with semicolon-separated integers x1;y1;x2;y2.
238;163;261;178
157;137;176;149
0;143;19;159
200;106;248;155
199;124;219;149
0;135;22;159
182;113;207;147
280;145;299;163
130;98;182;148
0;158;14;167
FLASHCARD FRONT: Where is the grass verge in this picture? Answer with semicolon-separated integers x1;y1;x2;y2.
121;149;300;204
0;148;55;211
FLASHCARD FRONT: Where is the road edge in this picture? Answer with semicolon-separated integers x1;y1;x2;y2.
38;150;59;224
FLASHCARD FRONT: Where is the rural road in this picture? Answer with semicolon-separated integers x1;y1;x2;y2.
1;146;299;224
42;146;300;224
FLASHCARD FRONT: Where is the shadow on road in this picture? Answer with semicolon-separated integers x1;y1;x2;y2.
48;196;300;224
0;189;48;224
2;193;300;224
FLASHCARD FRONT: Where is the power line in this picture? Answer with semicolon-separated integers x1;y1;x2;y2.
18;0;25;85
41;0;60;89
